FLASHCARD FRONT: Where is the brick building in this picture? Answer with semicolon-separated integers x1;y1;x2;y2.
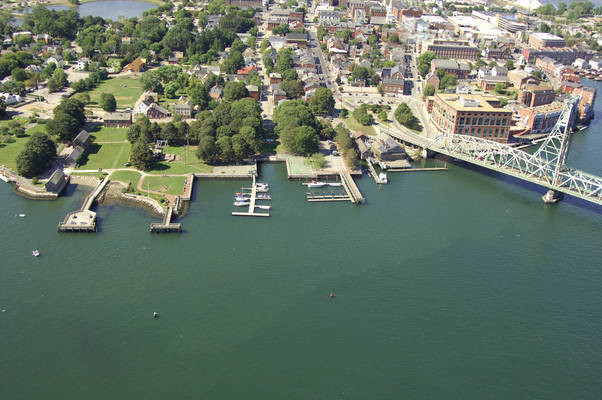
430;94;512;143
224;0;263;8
426;40;479;60
508;69;540;90
430;59;470;79
573;86;597;120
529;32;566;49
518;84;555;108
518;102;564;134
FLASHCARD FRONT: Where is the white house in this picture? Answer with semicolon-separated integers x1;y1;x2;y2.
589;58;601;71
573;58;589;70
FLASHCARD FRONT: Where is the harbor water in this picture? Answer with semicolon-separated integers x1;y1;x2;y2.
1;82;601;398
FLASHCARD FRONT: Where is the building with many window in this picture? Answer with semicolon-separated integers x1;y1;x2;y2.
425;40;479;60
430;94;513;143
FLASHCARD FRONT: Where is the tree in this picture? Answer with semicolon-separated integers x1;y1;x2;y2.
378;110;388;121
394;103;420;131
339;108;348;118
130;140;154;171
221;50;244;74
223;81;249;102
309;87;334;114
417;51;435;78
353;104;372;126
197;135;218;164
127;124;141;143
281;79;304;99
494;83;506;94
423;83;436;97
99;93;116;112
52;68;68;89
16;132;56;178
439;74;458;90
272;23;290;36
351;66;374;85
387;33;400;44
538;22;551;33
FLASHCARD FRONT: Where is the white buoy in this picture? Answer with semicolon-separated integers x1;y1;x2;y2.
153;312;158;319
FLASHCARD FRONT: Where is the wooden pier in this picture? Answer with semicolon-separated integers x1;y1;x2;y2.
339;172;365;204
150;204;182;232
232;176;270;217
58;176;110;232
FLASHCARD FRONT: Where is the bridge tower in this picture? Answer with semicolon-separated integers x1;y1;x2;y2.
535;98;579;203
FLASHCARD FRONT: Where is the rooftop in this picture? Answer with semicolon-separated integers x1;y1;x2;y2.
436;94;511;112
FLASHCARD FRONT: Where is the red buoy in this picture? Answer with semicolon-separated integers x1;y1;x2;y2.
330;292;334;298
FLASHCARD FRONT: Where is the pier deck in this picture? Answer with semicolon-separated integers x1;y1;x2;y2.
339;172;365;204
58;176;110;232
150;205;182;232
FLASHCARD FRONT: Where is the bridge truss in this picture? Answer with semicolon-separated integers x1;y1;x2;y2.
427;98;602;205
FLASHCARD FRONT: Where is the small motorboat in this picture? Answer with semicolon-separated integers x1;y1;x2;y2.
378;172;388;184
256;194;271;199
153;312;159;319
234;201;250;206
307;180;326;188
255;187;269;193
255;205;271;210
327;182;343;187
32;250;40;257
16;213;26;217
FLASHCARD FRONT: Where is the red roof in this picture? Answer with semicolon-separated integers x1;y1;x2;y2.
237;65;257;75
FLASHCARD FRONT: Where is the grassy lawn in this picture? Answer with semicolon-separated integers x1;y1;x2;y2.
70;171;108;179
0;135;30;171
76;142;132;170
90;126;128;142
287;155;314;175
25;124;48;135
141;175;187;195
109;170;142;187
85;76;144;109
344;116;376;136
148;145;212;175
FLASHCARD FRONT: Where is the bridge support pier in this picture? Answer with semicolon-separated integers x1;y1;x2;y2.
542;190;564;204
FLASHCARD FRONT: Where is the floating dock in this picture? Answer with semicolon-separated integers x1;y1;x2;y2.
386;167;448;172
306;194;352;202
58;176;110;232
232;176;270;217
367;159;387;184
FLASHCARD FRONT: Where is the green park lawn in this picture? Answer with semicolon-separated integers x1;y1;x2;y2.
86;76;144;109
0;134;31;171
344;116;376;136
149;145;212;175
141;175;187;195
76;142;132;170
109;170;142;187
90;126;128;142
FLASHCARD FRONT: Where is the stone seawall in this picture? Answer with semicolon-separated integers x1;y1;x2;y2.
102;182;166;219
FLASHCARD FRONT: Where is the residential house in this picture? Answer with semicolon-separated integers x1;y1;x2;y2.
209;85;223;100
246;85;259;100
174;100;193;118
72;130;91;149
168;51;184;64
123;57;146;73
508;69;540;90
45;55;64;68
135;96;155;115
104;112;132;127
269;73;283;85
147;103;171;119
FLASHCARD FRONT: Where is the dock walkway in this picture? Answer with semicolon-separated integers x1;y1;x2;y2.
150;202;182;232
58;176;110;232
339;172;365;204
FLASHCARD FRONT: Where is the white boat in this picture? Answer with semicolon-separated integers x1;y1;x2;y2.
307;180;326;188
233;201;250;207
32;250;40;257
257;182;269;187
255;205;272;210
16;213;26;217
255;187;269;193
256;194;271;199
378;172;388;184
327;183;343;187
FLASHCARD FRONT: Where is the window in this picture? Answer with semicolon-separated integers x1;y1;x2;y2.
494;129;499;137
460;117;465;124
478;118;483;125
502;119;507;125
496;119;501;125
472;117;477;124
484;118;489;125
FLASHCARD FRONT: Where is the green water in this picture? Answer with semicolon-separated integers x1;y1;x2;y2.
2;85;602;399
